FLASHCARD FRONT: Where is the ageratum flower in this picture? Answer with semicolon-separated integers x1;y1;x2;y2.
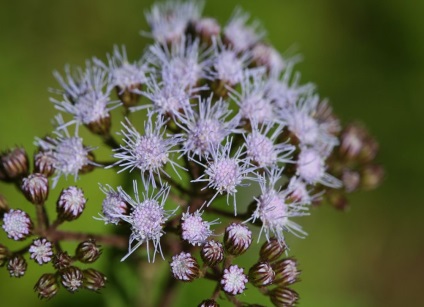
35;115;96;188
116;180;177;262
181;209;219;246
111;115;184;187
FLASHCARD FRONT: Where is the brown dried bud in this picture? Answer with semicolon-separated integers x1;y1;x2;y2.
170;252;200;282
0;147;29;181
270;287;299;307
60;266;83;293
0;244;10;266
34;273;59;300
8;254;27;278
34;150;55;177
272;258;301;286
201;240;224;267
82;268;107;292
260;238;286;262
361;164;384;190
21;173;49;205
57;186;86;221
53;251;73;270
249;261;275;287
198;299;220;307
75;239;102;263
224;223;252;256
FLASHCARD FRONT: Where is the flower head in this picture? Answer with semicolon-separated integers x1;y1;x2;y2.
170;252;200;281
29;238;53;265
96;184;129;225
111;115;184;187
181;209;218;246
221;265;248;295
116;180;177;262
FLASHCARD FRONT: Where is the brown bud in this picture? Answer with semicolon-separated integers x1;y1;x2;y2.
116;84;142;109
0;147;29;181
82;268;107;292
34;150;55;177
249;261;275;287
198;299;220;307
8;254;27;278
86;114;111;136
60;266;83;293
260;238;286;262
270;287;299;307
201;240;224;267
21;173;49;205
0;193;9;218
57;186;86;221
75;239;102;263
0;244;10;266
170;252;200;282
272;258;301;286
224;223;252;256
34;273;59;300
361;164;384;190
53;251;73;270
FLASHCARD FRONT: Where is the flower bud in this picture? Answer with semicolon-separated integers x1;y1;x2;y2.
361;164;384;190
0;244;10;266
270;287;299;307
57;186;86;221
224;223;252;256
82;268;107;292
326;191;349;211
34;273;59;300
8;254;27;278
79;151;96;174
272;258;300;286
21;173;49;205
86;114;111;136
201;240;224;267
53;251;73;270
260;238;286;263
342;169;360;193
116;84;142;109
0;147;29;181
192;18;221;45
170;252;200;282
0;193;9;218
249;261;275;287
198;299;219;307
60;266;83;293
2;209;33;240
221;265;248;295
34;150;55;177
251;43;285;76
75;239;102;263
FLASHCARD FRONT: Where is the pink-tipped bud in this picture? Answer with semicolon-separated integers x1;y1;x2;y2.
201;240;224;267
249;261;275;287
8;254;27;278
270;287;299;307
21;173;49;205
34;150;56;177
57;186;86;221
224;223;252;256
170;252;200;282
260;238;286;263
75;239;102;263
0;147;29;181
272;258;301;286
61;266;83;293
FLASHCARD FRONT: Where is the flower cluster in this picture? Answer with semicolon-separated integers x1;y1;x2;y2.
0;1;382;306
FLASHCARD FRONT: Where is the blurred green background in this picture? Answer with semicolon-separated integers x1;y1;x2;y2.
0;0;423;306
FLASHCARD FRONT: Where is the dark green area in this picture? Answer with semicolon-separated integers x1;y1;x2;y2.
0;0;423;306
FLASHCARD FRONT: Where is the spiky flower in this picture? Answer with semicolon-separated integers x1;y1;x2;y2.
29;238;53;265
2;209;32;240
112;115;183;187
181;209;218;246
170;252;200;281
221;265;248;295
116;180;177;262
96;184;129;225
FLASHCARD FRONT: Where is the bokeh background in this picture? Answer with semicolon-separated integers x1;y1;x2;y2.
0;0;423;306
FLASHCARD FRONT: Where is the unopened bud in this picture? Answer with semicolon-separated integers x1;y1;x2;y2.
21;173;49;205
57;186;86;221
342;169;360;193
53;251;73;270
272;258;300;286
82;268;107;291
0;244;10;266
75;239;102;263
260;238;286;262
0;147;29;180
34;150;55;177
270;287;299;307
34;273;59;300
201;240;224;267
361;164;384;190
224;223;252;256
170;252;200;282
0;193;9;218
8;254;27;278
251;43;285;76
198;299;219;307
86;114;111;136
116;84;142;109
326;191;349;211
192;18;221;45
61;266;83;293
249;261;275;287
